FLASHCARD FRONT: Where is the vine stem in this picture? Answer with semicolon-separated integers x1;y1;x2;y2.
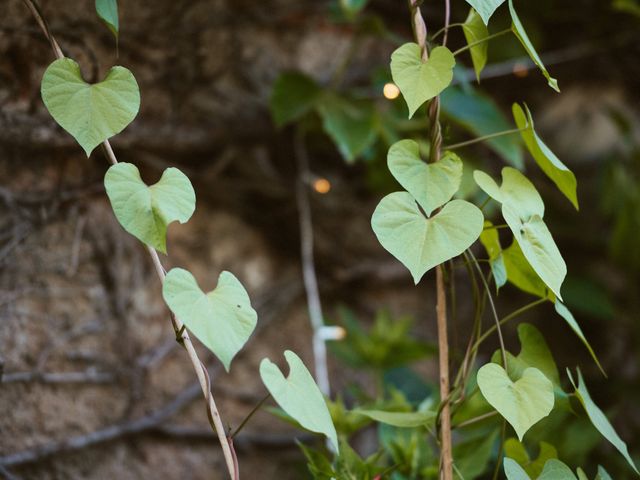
443;127;526;151
23;2;237;478
452;28;511;56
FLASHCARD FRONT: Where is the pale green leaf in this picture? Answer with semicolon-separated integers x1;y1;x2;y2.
464;0;506;25
513;103;578;209
354;409;435;428
163;268;257;371
95;0;118;38
508;0;559;92
390;43;455;118
474;168;566;299
596;466;613;480
387;139;462;216
538;459;578;480
505;457;531;480
504;439;558;478
104;163;195;253
260;350;339;452
576;468;589;480
317;94;376;163
554;301;605;376
503;239;553;300
462;9;489;81
441;87;523;168
568;368;639;475
480;221;507;291
477;364;554;441
270;72;321;127
340;0;368;16
371;193;483;283
41;57;140;156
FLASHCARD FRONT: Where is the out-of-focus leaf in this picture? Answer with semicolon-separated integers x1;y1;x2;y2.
504;438;558;478
354;409;435;428
339;0;368;17
441;87;523;168
270;72;321;127
95;0;118;38
453;430;499;479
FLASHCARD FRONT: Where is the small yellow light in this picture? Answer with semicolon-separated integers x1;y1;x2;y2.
383;82;400;100
512;62;529;78
313;178;331;194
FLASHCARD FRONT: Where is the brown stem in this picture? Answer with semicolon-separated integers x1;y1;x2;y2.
436;265;453;480
22;2;237;478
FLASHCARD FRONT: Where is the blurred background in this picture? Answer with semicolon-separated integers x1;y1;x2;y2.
1;0;639;478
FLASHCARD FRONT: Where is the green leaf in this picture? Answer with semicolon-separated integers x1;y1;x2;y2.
269;72;321;127
504;439;558;478
577;468;589;480
538;460;578;480
317;94;377;163
464;0;506;25
462;9;489;81
480;221;508;291
596;466;613;480
441;86;523;168
390;43;455;118
371;193;483;283
104;163;195;253
95;0;118;38
553;301;604;376
260;350;339;452
477;364;554;441
513;103;578;209
353;409;435;428
387;140;462;216
340;0;368;17
454;431;499;479
41;58;140;156
503;240;553;300
474;168;566;299
162;268;257;371
505;457;532;480
568;368;639;475
508;0;559;92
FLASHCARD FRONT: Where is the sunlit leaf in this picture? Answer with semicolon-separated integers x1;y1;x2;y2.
464;0;506;25
567;368;639;474
354;409;435;428
462;9;489;81
474;168;566;299
390;43;455;118
513;103;578;209
163;268;257;371
478;363;554;440
270;72;321;127
508;0;559;92
104;163;195;253
41;57;140;156
503;240;552;299
260;350;339;452
387;139;463;216
371;193;483;283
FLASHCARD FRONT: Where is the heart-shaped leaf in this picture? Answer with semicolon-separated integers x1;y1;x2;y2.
41;58;140;156
478;363;554;441
372;193;483;283
504;439;558;479
462;8;489;81
104;162;195;253
464;0;506;25
505;458;577;480
260;350;339;452
390;43;455;118
513;103;578;209
474;168;566;299
568;368;639;475
509;0;559;92
163;268;257;371
270;72;321;128
387;139;462;216
95;0;119;38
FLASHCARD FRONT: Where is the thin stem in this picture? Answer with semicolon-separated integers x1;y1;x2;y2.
482;224;509;231
472;298;547;354
444;128;525;151
230;394;271;439
23;2;237;478
453;410;498;429
452;29;511;56
294;129;331;397
431;23;465;41
442;0;451;46
492;421;507;480
436;264;453;480
465;250;507;368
